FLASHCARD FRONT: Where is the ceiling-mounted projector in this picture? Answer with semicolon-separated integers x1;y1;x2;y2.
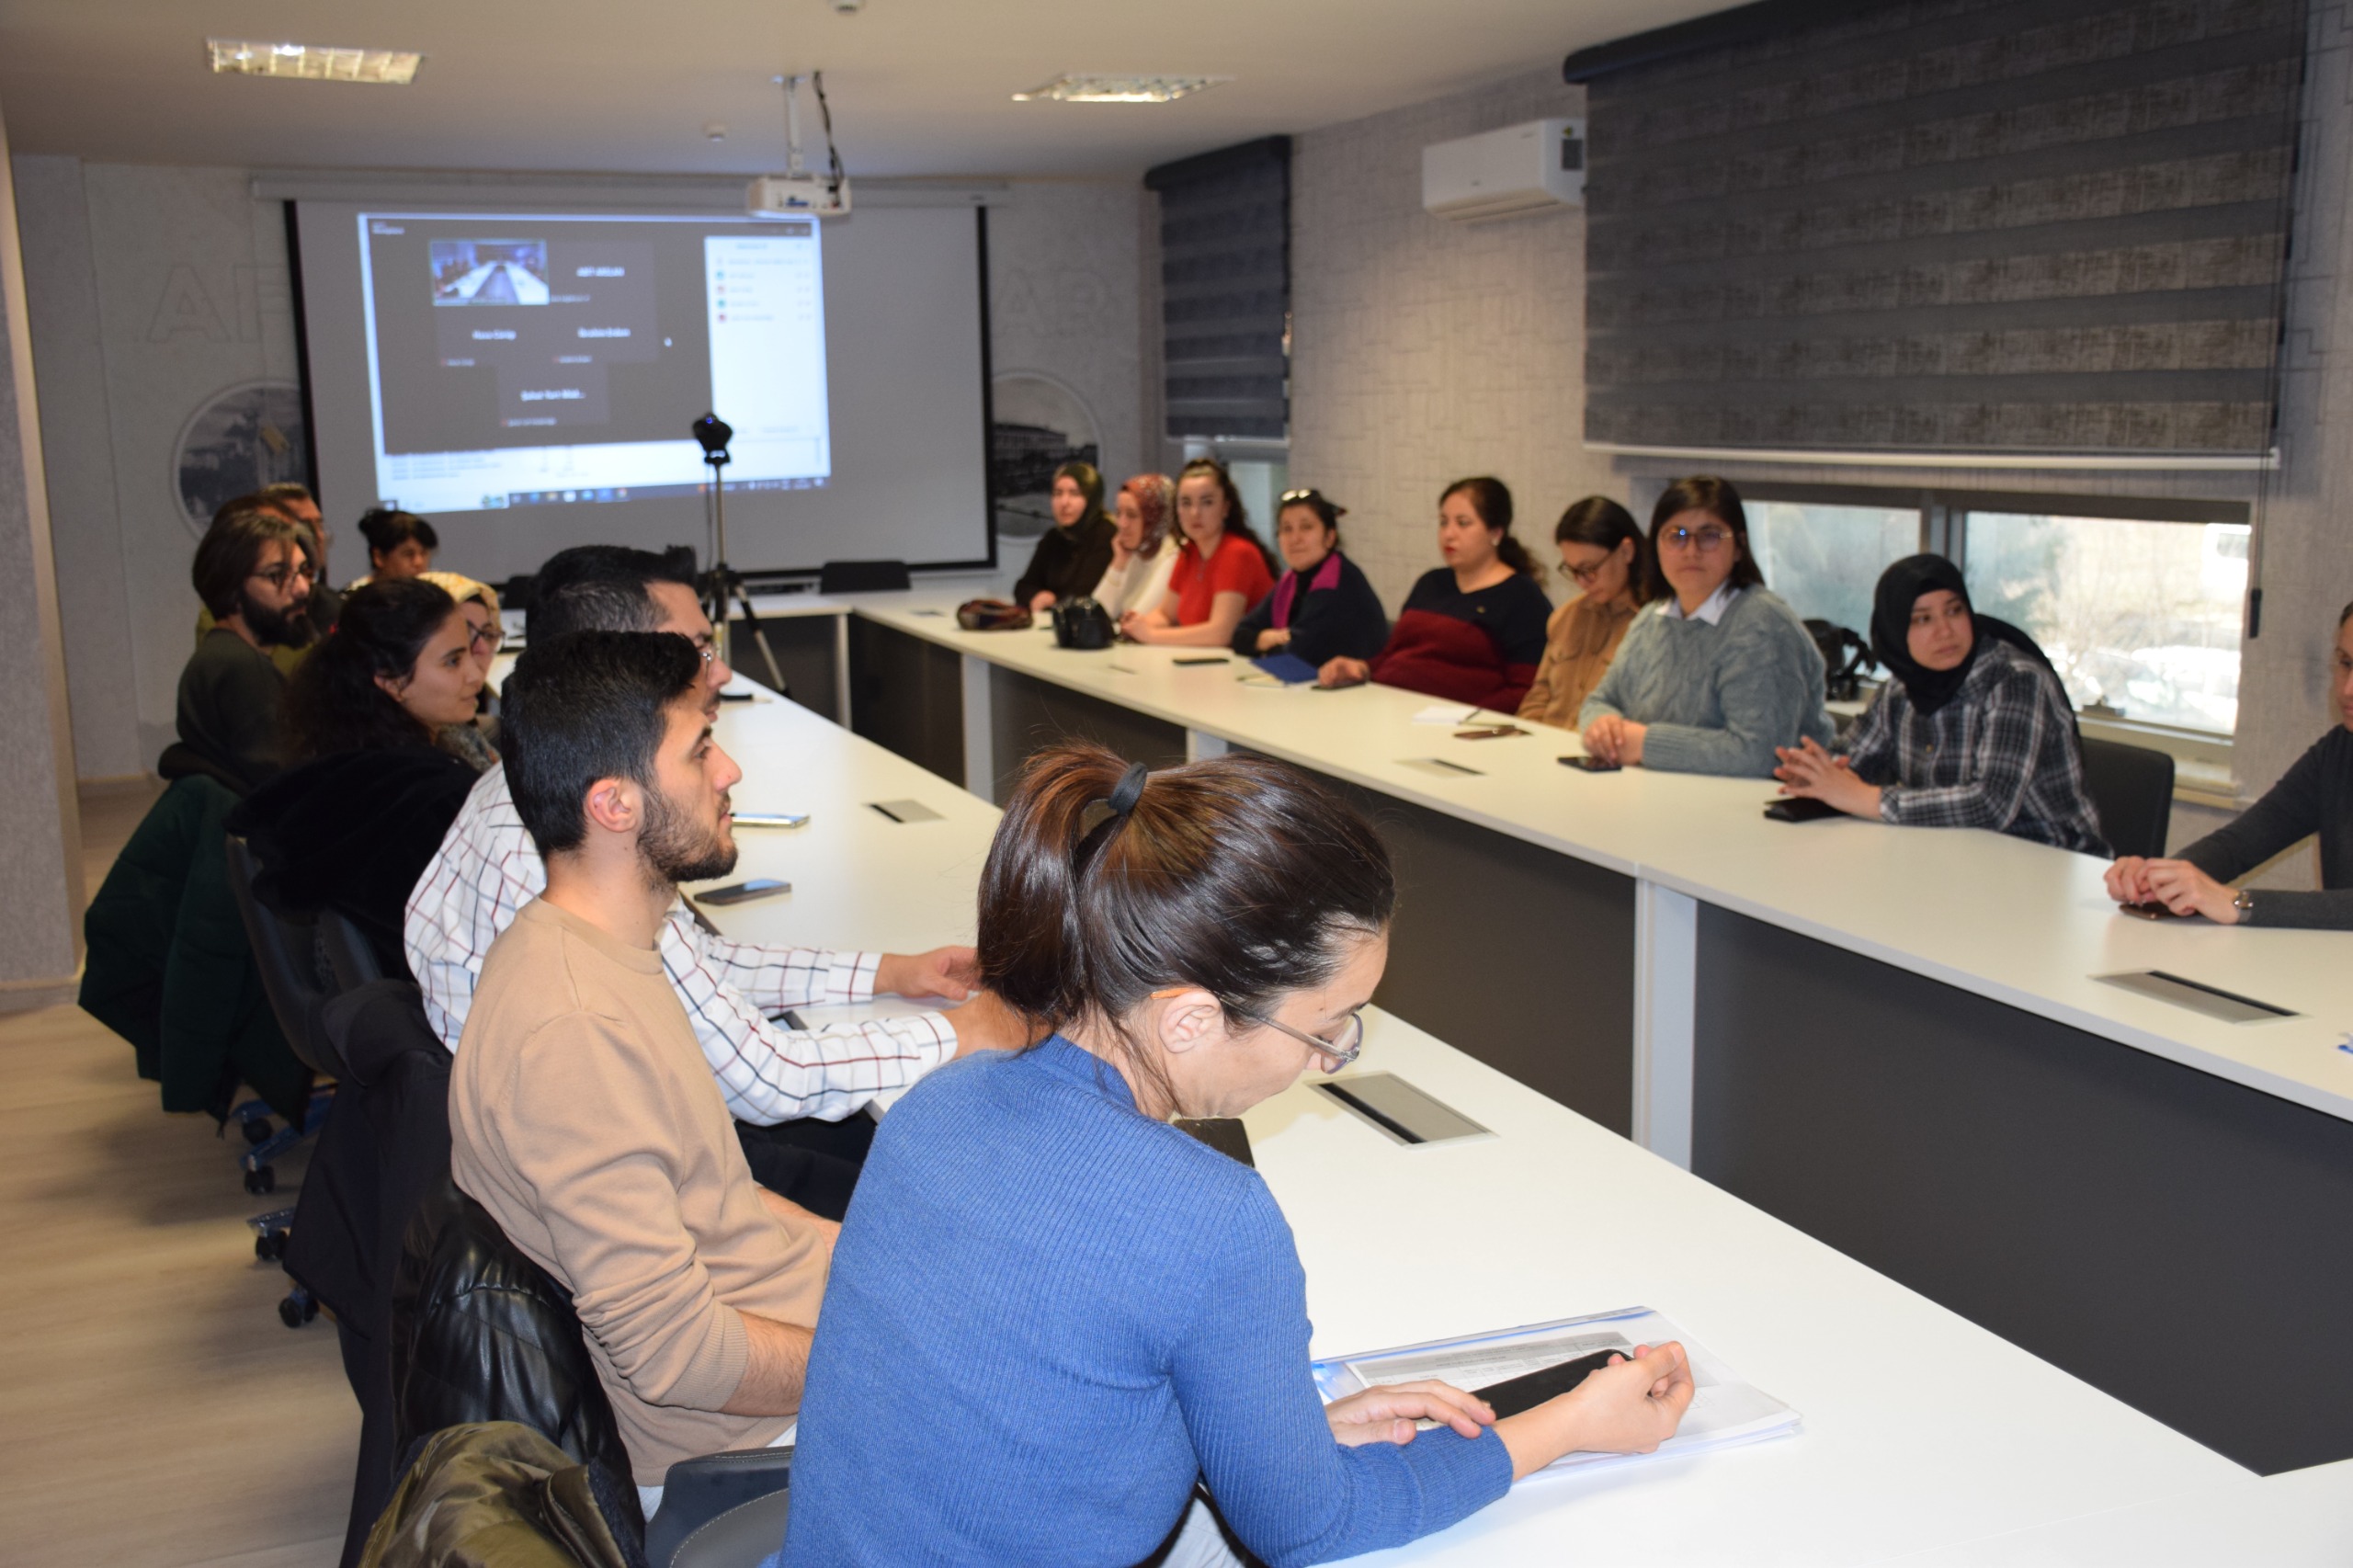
748;72;851;218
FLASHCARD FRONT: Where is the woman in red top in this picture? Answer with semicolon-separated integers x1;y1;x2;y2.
1120;459;1276;648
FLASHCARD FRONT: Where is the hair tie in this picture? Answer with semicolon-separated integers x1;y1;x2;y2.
1107;761;1149;816
1074;763;1151;871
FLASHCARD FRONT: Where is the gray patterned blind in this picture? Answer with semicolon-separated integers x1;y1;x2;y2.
1145;137;1290;440
1569;0;2307;458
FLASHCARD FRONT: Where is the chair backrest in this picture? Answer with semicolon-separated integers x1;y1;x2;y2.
2079;737;2175;859
391;1181;638;1515
818;559;911;595
224;834;352;1081
157;741;250;797
319;908;390;992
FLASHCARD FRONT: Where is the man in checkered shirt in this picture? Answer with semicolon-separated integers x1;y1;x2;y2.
406;546;1012;1210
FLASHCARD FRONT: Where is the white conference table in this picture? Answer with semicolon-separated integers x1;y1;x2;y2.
682;677;2318;1566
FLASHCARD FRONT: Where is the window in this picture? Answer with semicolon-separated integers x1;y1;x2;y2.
1963;514;2249;735
1720;483;2252;740
1746;500;1920;638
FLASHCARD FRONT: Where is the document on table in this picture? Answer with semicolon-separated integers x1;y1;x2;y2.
1412;701;1498;725
1311;1305;1799;1475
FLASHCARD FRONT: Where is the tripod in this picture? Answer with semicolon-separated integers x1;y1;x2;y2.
700;448;789;694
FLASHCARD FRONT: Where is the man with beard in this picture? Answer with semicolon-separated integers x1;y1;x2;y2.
176;506;318;790
449;631;831;1513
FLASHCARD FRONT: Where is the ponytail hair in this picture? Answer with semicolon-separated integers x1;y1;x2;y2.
976;743;1395;1110
1441;476;1533;575
1176;457;1276;574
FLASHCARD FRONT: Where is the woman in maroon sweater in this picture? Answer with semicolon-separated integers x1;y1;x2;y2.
1320;477;1552;710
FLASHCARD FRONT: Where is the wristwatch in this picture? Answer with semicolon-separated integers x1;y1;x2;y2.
2232;888;2256;925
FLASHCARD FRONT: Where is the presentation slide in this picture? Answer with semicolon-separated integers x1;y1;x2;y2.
297;200;991;581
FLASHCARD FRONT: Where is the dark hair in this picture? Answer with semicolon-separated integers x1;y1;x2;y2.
528;545;697;642
191;508;309;619
1554;495;1647;586
256;482;315;507
1278;487;1347;550
1052;460;1109;529
2339;600;2353;631
1176;458;1274;571
357;508;439;561
284;578;460;760
1642;475;1765;603
976;743;1395;1109
1441;477;1533;575
502;631;705;857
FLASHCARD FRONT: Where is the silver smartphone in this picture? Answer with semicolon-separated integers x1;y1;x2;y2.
732;812;810;829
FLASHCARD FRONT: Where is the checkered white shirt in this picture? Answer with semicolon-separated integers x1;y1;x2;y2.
404;765;958;1122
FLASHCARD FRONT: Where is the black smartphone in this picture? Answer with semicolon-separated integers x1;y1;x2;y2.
699;878;791;906
2120;900;2184;921
1173;655;1232;666
1763;796;1842;823
1559;755;1620;773
1472;1347;1627;1419
1173;1117;1255;1167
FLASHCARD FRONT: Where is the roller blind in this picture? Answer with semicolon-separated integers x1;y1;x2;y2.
1145;136;1290;440
1568;0;2308;459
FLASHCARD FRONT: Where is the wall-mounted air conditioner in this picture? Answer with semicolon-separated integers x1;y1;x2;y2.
1421;118;1585;222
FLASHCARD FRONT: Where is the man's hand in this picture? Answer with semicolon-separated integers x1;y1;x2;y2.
1582;714;1648;767
1318;656;1370;687
756;1187;840;1255
1772;736;1880;818
874;946;978;1001
1324;1380;1494;1448
942;990;1030;1056
2142;858;2243;923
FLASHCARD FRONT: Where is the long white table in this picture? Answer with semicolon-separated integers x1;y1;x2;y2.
681;677;2328;1565
836;599;2353;1475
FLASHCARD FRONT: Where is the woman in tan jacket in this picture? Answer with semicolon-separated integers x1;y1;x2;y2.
1518;495;1647;729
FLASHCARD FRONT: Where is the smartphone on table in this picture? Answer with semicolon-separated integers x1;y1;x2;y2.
699;879;791;906
1559;755;1620;773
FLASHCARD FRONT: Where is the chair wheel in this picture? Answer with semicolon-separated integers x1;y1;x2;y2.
278;1296;304;1329
243;1118;273;1145
255;1230;288;1262
244;1165;276;1195
303;1295;320;1322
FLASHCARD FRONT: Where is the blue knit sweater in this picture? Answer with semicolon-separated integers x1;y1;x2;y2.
779;1037;1512;1567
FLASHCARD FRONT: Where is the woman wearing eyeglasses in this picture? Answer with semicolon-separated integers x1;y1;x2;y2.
1578;476;1833;776
227;579;491;976
1518;496;1647;730
782;744;1694;1568
1229;488;1390;668
420;570;506;767
1317;477;1553;710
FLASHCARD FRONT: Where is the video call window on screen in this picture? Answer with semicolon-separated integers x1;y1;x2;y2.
357;211;832;514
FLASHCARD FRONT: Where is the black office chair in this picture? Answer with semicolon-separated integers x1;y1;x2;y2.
2079;737;2175;860
318;908;390;993
818;559;911;594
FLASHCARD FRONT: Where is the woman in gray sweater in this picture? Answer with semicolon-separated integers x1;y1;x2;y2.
1578;477;1832;777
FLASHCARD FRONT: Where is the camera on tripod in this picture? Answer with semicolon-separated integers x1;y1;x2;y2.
691;411;786;693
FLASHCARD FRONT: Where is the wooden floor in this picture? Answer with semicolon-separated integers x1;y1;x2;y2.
0;779;358;1566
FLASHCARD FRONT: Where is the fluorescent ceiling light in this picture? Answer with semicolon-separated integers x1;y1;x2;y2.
207;39;423;85
1012;74;1229;104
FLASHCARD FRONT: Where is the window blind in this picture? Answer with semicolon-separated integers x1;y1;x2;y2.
1566;0;2307;459
1145;136;1290;440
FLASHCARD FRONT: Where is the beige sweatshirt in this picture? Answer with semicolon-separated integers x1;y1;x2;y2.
449;897;830;1483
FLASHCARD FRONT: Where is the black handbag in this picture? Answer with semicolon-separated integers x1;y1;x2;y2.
1050;597;1117;651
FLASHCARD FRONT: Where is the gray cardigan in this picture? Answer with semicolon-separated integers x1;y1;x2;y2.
1577;586;1834;776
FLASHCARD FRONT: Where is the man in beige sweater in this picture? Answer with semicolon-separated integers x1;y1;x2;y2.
449;630;830;1508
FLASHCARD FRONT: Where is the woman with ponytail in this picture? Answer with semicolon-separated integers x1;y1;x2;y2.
1317;476;1553;711
782;744;1693;1568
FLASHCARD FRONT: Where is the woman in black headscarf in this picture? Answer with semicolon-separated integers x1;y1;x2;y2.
1771;554;2108;854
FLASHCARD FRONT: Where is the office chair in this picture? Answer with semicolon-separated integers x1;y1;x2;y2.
2078;737;2176;860
818;559;911;594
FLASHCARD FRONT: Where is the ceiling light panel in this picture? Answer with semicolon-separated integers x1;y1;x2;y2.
1012;74;1229;104
207;40;423;85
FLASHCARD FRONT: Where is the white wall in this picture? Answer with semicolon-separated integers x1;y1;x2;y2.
11;164;1140;778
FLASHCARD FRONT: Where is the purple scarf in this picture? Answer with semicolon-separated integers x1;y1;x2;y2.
1271;552;1343;629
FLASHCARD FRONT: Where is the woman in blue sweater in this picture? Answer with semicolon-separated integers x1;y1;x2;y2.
782;745;1693;1568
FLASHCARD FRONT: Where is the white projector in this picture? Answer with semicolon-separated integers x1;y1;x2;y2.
746;174;851;219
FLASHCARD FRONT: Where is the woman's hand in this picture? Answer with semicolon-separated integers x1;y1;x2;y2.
1028;590;1057;613
1772;737;1881;818
1324;1380;1494;1448
1318;656;1370;688
2105;856;2154;905
2141;859;2243;923
1582;715;1647;767
1120;609;1160;643
1256;628;1292;653
1495;1343;1694;1481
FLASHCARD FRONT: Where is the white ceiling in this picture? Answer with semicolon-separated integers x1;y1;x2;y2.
0;0;1722;180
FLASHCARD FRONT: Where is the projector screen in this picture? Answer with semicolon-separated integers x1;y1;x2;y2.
293;200;993;582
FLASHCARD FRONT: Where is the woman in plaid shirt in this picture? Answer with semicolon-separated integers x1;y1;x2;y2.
1770;555;2108;856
